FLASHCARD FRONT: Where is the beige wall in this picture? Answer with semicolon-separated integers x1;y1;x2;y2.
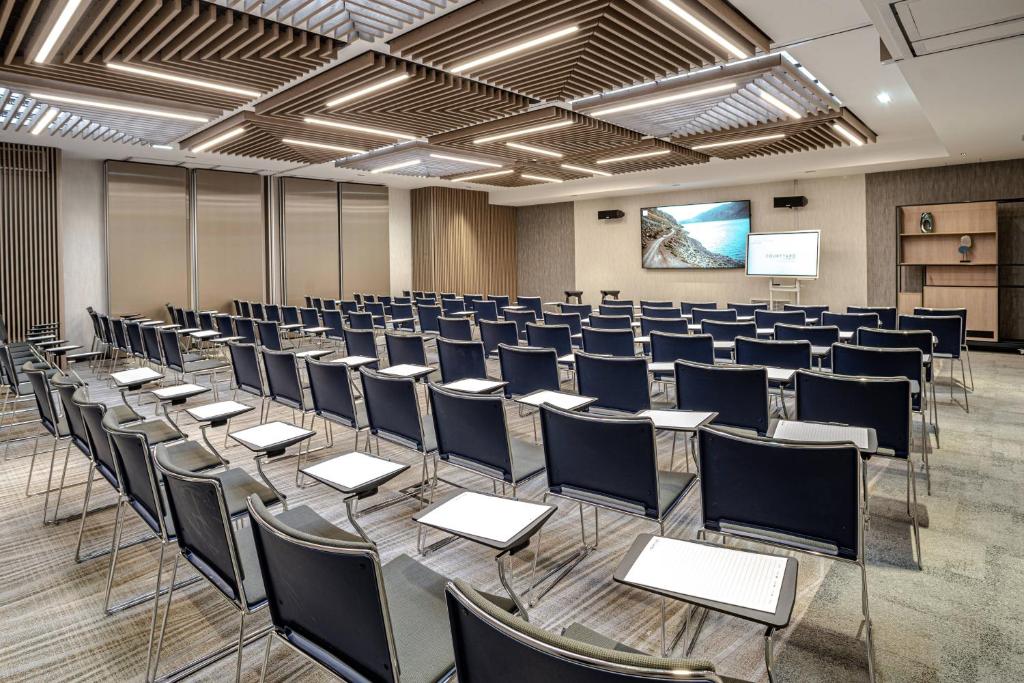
341;183;390;297
389;187;412;295
572;175;868;309
60;155;105;345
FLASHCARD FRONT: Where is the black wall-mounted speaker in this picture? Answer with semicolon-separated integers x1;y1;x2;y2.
774;195;808;209
598;209;625;220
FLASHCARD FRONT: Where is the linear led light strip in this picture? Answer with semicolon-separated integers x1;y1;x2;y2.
473;120;573;144
192;127;245;153
590;82;737;117
371;159;421;174
30;92;209;122
304;117;417;140
561;163;611;177
451;26;579;74
595;149;671;164
30;108;59;135
326;74;410;107
832;123;864;146
521;174;563;183
429;153;502;168
690;133;784;150
758;89;803;119
106;63;261;98
33;0;83;63
655;0;748;60
506;141;562;158
283;138;365;154
452;169;514;183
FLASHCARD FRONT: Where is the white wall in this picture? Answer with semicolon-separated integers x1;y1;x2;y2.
60;155;105;345
572;175;868;309
388;187;412;295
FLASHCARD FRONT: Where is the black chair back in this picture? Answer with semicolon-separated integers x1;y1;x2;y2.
692;308;737;326
681;301;716;316
516;296;543;318
215;314;235;338
125;322;146;358
363;302;386;328
265;304;281;322
199;312;216;332
262;348;305;410
650;332;713;365
675;361;769;434
438;316;473;342
588;314;632;330
783;304;828;320
142;325;164;365
498;344;559;398
913;307;967;346
235;318;258;344
473;299;499;324
821;311;879;333
581;327;635;358
105;424;165;537
755;309;806;329
504;310;537;340
359;368;427;450
417;304;442;335
437;338;487;383
598;304;634;320
727;302;769;317
429;385;515;481
849;306;897;330
560;303;592;319
257;320;284;351
640;316;686;336
641;306;682;319
239;301;252;317
306;359;359;428
701;320;756;341
282;306;301;326
488;294;510;310
300;307;320;329
158;329;185;373
479;320;518;357
322;310;345;339
227;342;265;398
442;299;466;316
575;352;650;413
184;310;200;329
323;299;338;311
384;332;428;367
832;344;923;403
54;377;89;454
543;312;582;338
525;323;572;358
734;337;811;370
78;399;119;486
343;328;379;366
640;300;673;309
348;311;374;331
111;318;129;352
900;314;960;357
389;303;415;331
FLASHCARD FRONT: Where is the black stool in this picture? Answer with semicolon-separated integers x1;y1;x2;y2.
600;290;620;301
564;290;583;304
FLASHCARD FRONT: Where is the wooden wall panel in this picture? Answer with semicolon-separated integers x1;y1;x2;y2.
341;183;390;297
0;143;61;341
106;162;189;322
282;177;340;306
411;187;516;298
516;202;575;302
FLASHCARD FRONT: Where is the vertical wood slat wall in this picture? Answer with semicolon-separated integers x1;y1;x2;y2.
0;143;61;341
411;186;516;298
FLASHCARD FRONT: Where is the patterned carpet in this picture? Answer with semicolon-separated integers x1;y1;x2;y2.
1;347;1022;682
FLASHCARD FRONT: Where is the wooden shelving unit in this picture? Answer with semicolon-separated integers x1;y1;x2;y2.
897;201;999;341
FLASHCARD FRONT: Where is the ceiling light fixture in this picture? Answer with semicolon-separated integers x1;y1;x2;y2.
106;63;261;98
595;149;671;164
282;138;366;154
832;123;864;146
561;163;612;177
758;90;803;119
691;133;785;150
473;120;573;144
876;92;891;104
428;153;502;168
590;82;737;117
151;144;174;150
520;174;563;183
191;127;245;153
654;0;749;59
325;74;411;108
371;158;422;174
30;108;59;135
451;26;579;74
453;169;514;182
304;117;417;140
33;0;83;63
506;141;562;158
31;92;208;122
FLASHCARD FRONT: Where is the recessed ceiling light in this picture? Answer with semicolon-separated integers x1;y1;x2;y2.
282;138;366;154
560;163;612;176
654;0;749;60
428;153;502;168
33;0;83;64
304;117;417;140
521;173;563;183
325;74;410;108
876;92;891;104
595;149;672;164
473;120;573;144
758;90;803;119
690;133;785;150
453;169;514;182
30;108;59;135
371;158;421;174
151;144;174;150
831;124;864;146
30;92;208;122
191;127;245;153
590;82;737;117
106;63;261;98
451;26;579;74
506;141;562;158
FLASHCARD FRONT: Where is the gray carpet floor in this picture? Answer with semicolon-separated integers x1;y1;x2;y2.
1;348;1021;682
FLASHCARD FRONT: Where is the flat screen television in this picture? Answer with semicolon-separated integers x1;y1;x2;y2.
745;230;821;279
641;200;750;269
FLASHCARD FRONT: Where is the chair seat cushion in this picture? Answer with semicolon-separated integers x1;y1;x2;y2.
508;438;546;483
657;470;698;517
122;419;184;445
109;404;142;425
184;358;228;372
156;440;222;474
216;467;281;517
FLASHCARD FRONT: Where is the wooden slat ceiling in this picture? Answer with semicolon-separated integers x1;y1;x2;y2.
390;0;772;102
573;54;840;139
211;0;466;41
0;87;145;144
335;142;513;176
671;108;877;159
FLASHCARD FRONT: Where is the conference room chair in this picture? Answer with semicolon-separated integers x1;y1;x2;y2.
311;296;322;311
464;293;484;306
23;366;73;500
124;321;148;364
900;313;968;411
821;311;880;339
198;311;217;333
139;324;167;369
441;298;466;316
343;328;380;368
504;309;537;341
251;302;266;321
681;301;717;316
575;352;656;414
184;309;201;330
215;314;236;340
361;294;375;305
735;337;811;415
914;306;972;389
0;346;46;454
256;320;287;351
516;295;544;319
435;338;488;384
265;304;282;323
160;328;229;397
417;304;443;338
855;328;936;433
588;314;632;331
543;311;583;345
384;332;432;373
598;303;635;320
479;320;519;358
640;316;687;337
691;308;737;327
774;323;839;369
247;497;515;683
232;318;257;345
438;316;473;342
728;302;769;318
338;299;359;319
261;348;321;471
581;327;636;358
445;580;729;683
379;295;393;313
488;294;511;312
227;342;270;422
697;425;875;682
783;304;828;322
347;311;375;332
675;361;770;436
641;305;683;320
364;301;388;330
304;296;314;308
108;318;131;371
239;301;252;318
415;297;436;309
650;331;714;368
473;299;500;325
525;322;574;370
701;320;756;360
428;384;545;498
390;303;417;332
86;308;106;353
322;298;339;311
849;306;897;330
299;307;321;332
560;303;592;320
306;358;368;452
44;376;99;526
795;369;923;567
393;296;412;305
640;299;674;309
498;344;560;399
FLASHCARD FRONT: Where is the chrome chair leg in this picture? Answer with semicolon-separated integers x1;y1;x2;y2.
860;560;876;683
963;344;974;391
259;635;274;683
908;457;922;570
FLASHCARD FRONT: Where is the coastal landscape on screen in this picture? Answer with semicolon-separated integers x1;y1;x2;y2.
641;201;750;269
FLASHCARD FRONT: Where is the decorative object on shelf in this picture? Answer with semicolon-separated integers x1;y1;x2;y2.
958;235;972;263
919;211;934;233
